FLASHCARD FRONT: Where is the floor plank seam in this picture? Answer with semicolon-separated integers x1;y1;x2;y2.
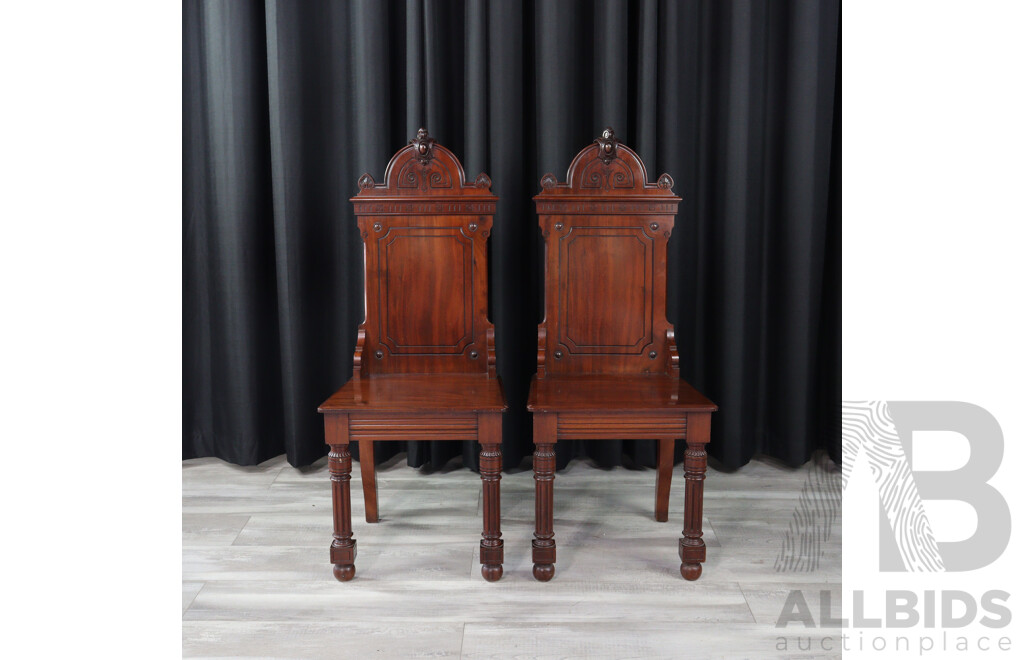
736;582;760;624
227;515;253;546
183;582;205;614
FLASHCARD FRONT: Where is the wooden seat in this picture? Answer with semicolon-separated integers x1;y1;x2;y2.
318;129;506;582
528;374;715;414
322;374;506;413
528;128;718;582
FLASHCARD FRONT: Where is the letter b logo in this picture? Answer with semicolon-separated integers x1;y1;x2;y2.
843;401;1011;571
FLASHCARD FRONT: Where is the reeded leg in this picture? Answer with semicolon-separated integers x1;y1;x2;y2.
478;413;504;581
359;439;379;523
654;437;674;522
680;412;710;580
532;413;556;581
326;414;356;581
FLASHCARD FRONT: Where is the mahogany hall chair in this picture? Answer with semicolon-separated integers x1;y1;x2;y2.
528;128;718;582
318;129;507;582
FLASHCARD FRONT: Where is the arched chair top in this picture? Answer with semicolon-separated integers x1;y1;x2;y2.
351;128;496;200
536;127;679;199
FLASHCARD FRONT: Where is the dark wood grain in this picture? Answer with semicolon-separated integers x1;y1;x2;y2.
478;412;504;582
680;412;711;580
358;439;378;523
527;374;715;413
325;414;355;581
529;128;717;581
319;130;506;581
320;374;506;413
654;438;674;523
531;413;557;582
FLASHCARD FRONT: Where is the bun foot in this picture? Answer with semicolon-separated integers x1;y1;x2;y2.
333;563;355;582
481;564;503;582
680;562;702;581
533;563;555;582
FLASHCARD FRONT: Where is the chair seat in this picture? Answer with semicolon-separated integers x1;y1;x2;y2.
527;374;717;414
319;374;507;414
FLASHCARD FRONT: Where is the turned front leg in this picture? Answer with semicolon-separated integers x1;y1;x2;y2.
680;412;710;580
325;414;356;581
532;413;556;581
478;413;503;582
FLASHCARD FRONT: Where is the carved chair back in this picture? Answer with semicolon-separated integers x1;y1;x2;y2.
534;128;681;378
351;129;498;378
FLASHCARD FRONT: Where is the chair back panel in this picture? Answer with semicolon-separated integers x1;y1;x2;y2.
534;128;681;377
351;129;497;377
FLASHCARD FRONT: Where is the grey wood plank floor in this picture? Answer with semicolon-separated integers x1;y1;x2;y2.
183;453;841;659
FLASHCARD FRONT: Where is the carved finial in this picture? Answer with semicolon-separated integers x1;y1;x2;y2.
540;173;557;190
474;172;492;189
410;127;436;162
595;126;618;164
357;173;375;189
657;173;674;190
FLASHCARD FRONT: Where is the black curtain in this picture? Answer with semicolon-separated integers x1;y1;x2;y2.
184;0;841;471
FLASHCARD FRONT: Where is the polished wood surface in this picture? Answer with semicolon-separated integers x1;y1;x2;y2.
319;129;506;581
350;128;498;378
529;128;717;581
533;128;680;379
320;374;506;412
528;374;715;412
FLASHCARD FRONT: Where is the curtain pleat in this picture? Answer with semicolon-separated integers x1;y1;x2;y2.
184;0;841;471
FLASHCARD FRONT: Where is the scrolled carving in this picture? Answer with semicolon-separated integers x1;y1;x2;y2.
352;326;367;377
428;168;451;188
579;158;634;189
398;164;419;188
666;328;680;374
540;173;557;190
551;129;680;197
536;326;547;379
356;133;497;200
396;158;453;190
486;326;498;378
595;126;619;164
410;127;436;162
